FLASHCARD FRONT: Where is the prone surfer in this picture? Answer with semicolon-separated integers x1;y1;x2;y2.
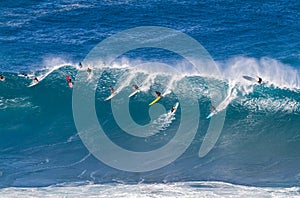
109;86;115;94
0;74;5;81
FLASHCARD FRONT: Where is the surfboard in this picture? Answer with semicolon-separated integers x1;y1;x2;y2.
87;72;93;80
243;75;257;83
129;89;140;98
162;90;171;97
149;96;162;106
206;111;216;119
149;90;172;106
66;75;73;88
28;80;39;87
105;93;117;101
168;102;179;116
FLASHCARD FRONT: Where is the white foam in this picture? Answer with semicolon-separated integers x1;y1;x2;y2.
0;97;34;110
86;56;300;104
0;181;299;198
221;56;300;90
240;97;300;113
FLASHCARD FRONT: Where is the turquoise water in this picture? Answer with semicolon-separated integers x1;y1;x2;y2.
0;0;300;194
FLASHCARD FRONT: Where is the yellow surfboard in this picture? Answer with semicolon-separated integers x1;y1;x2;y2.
149;96;162;106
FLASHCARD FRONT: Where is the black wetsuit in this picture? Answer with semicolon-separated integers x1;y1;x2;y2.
155;91;161;97
258;77;262;84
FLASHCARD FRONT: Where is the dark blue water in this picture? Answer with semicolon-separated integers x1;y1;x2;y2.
0;0;300;188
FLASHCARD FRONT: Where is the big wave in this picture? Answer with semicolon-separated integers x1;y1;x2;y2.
0;56;300;187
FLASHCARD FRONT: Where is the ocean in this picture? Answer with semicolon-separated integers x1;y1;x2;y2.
0;0;300;197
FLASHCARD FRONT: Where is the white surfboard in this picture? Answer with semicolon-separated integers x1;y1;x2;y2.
105;92;117;101
206;111;217;119
168;102;179;116
27;64;70;88
87;72;93;80
28;81;39;87
68;82;73;88
28;74;49;87
243;75;257;83
129;89;140;98
162;89;171;97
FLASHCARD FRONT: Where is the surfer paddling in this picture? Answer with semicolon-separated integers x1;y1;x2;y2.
66;75;73;88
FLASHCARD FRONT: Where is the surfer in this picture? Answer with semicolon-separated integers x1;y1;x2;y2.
79;62;83;68
0;74;5;81
133;84;139;91
66;75;73;88
149;91;163;106
33;77;39;83
87;67;92;75
257;77;262;84
206;105;217;119
154;91;161;98
109;86;115;94
170;106;176;113
210;105;216;113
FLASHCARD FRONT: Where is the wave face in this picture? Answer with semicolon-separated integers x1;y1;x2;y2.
1;56;300;188
1;0;300;192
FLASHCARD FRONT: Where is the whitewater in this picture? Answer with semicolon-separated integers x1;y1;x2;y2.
1;0;300;197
